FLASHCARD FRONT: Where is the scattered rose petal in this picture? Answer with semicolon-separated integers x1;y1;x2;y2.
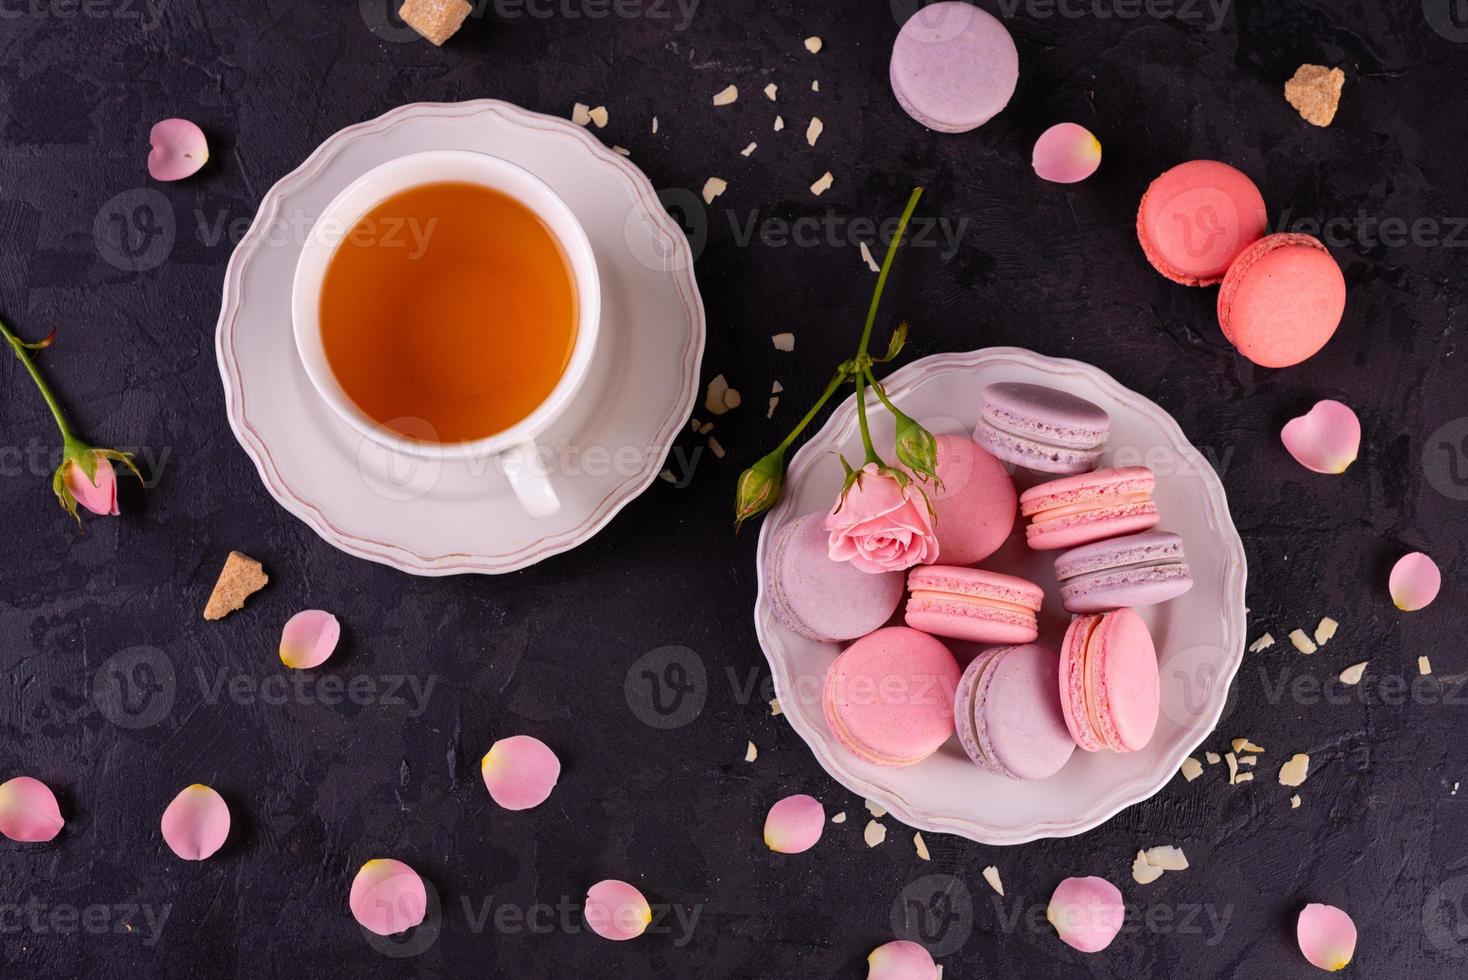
764;83;778;101
866;940;937;980
279;610;340;669
831;811;847;824
745;741;758;763
771;332;795;352
148;119;209;181
1298;903;1356;971
1048;876;1125;953
1338;662;1367;686
1249;633;1275;652
1282;400;1360;474
982;865;1004;896
1390;552;1441;612
1313;617;1339;646
584;880;652;941
160;784;230;860
774;115;785;131
1280;753;1311;788
0;776;64;843
1289;629;1318;654
810;171;834;196
913;833;930;861
481;735;560;811
350;859;427;937
712;85;739;106
1132;851;1164;885
806;117;824;147
864;820;887;848
1419;656;1433;675
1031;123;1102;184
702;177;728;205
1285;65;1345;128
588;106;609;128
1180;757;1203;781
764;794;824;853
804;36;823;54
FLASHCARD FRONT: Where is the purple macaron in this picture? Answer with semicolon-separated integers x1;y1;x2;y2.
765;513;904;642
954;644;1075;780
889;2;1019;134
1054;530;1194;613
973;382;1110;475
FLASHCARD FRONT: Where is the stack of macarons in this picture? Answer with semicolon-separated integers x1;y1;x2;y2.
1138;159;1347;368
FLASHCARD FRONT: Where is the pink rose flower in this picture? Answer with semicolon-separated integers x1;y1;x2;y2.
824;464;939;573
62;452;120;517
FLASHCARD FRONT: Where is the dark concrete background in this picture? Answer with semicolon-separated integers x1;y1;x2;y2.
1;0;1466;976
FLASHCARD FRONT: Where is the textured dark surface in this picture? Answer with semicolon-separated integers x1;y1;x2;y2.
1;1;1466;977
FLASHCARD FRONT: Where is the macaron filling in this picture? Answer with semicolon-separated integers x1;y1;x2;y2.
1062;615;1106;752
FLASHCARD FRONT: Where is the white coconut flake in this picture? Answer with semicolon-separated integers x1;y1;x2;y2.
864;821;886;848
771;332;795;352
1144;846;1189;871
1314;617;1339;646
612;145;631;156
1231;738;1265;754
724;388;742;411
1226;752;1239;784
712;85;739;106
707;437;725;459
1180;757;1204;782
1279;753;1310;788
1205;751;1221;765
764;83;778;101
769;698;782;717
771;381;784;394
767;397;779;419
702;177;728;205
1132;851;1165;885
1339;661;1367;686
913;833;930;861
982;866;1004;896
740;142;758;157
1249;633;1275;653
588;106;609;128
704;375;731;414
774;115;785;131
1419;656;1433;675
744;741;758;762
804;36;823;53
1239;755;1258;767
1290;795;1302;809
658;469;675;483
812;80;820;92
651;116;659;134
806;117;824;147
1235;772;1254;782
865;799;887;819
831;811;846;824
859;241;880;272
571;103;591;126
810;171;834;196
1289;629;1317;654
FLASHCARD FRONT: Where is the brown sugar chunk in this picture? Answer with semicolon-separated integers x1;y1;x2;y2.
203;551;268;621
400;0;472;46
1285;64;1345;127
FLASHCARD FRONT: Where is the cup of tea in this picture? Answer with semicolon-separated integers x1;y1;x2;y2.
291;149;601;518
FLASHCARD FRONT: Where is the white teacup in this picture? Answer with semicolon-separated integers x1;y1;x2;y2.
291;150;601;519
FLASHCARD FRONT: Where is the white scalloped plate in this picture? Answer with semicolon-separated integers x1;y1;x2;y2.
754;348;1247;845
216;100;704;575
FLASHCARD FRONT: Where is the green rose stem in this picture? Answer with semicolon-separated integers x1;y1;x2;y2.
0;316;141;520
733;186;930;530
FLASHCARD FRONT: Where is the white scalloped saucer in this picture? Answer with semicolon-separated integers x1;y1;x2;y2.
216;101;705;575
754;348;1247;845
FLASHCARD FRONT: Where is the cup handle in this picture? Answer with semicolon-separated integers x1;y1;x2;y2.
500;441;560;518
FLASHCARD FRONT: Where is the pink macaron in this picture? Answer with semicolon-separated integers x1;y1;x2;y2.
1137;160;1268;286
765;513;905;642
903;566;1043;644
1217;232;1346;368
954;645;1076;780
1020;466;1160;551
822;626;961;767
889;1;1018;134
914;435;1017;566
1058;608;1159;753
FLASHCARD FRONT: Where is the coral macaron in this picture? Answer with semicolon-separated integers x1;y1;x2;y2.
823;627;961;767
765;513;905;642
1137;160;1268;286
1054;531;1194;613
954;645;1076;780
914;435;1017;565
974;382;1110;476
904;566;1043;644
1058;608;1159;753
1217;232;1346;368
1020;466;1160;551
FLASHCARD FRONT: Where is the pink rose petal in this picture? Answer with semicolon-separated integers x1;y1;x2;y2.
763;794;825;854
1389;552;1441;612
584;879;651;941
1281;400;1360;474
1032;123;1102;184
481;735;560;811
867;939;938;980
825;464;940;574
350;859;428;937
279;610;341;669
1297;903;1356;971
148;118;209;181
161;784;230;860
1047;876;1125;953
0;776;64;843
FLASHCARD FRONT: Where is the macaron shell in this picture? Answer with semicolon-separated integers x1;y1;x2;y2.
1021;467;1160;551
1137;160;1268;285
1217;233;1346;368
823;627;961;767
1058;615;1104;752
975;645;1076;780
889;2;1018;133
953;649;1004;775
1091;608;1160;752
920;435;1017;565
905;566;1043;644
766;513;905;642
980;383;1110;450
1060;565;1193;613
972;418;1103;475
